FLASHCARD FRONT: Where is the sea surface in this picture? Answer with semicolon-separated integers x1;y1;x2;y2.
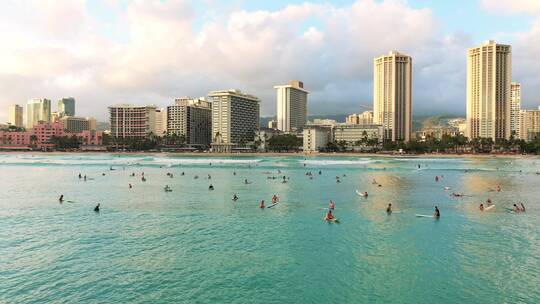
1;153;539;303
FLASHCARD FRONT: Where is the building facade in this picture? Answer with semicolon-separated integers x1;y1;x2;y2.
466;40;512;141
60;116;96;133
254;128;282;152
275;80;308;132
58;97;75;117
26;98;51;129
519;107;540;141
267;119;278;129
373;51;412;142
167;98;212;146
8;105;23;128
346;111;374;125
333;124;383;144
209;90;260;151
155;108;167;136
510;82;521;136
303;126;332;153
108;104;157;138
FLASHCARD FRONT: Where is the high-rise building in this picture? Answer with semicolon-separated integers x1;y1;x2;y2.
155;108;167;136
275;80;308;132
466;40;512;141
8;105;23;128
209;89;260;152
346;111;374;125
108;104;157;138
373;51;412;142
519;107;540;141
167;98;212;146
510;82;521;136
26;98;51;129
58;97;75;117
268;119;278;129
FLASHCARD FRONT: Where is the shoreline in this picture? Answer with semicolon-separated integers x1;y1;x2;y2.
1;150;538;159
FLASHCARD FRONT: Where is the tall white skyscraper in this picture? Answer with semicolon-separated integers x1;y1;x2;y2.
466;40;512;141
510;82;521;136
275;80;308;132
373;51;412;142
26;98;51;129
8;104;23;128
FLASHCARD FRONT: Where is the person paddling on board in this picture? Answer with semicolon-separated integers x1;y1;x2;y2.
434;206;440;218
386;203;392;214
209;184;214;191
260;200;265;209
324;209;335;221
364;191;368;198
329;200;335;210
479;203;484;211
435;176;439;182
59;194;64;203
94;203;100;212
486;198;493;206
272;194;279;204
232;193;238;201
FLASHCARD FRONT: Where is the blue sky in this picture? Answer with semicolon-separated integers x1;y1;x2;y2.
1;0;540;121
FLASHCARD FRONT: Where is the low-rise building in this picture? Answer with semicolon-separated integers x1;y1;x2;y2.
333;124;383;144
60;116;97;133
519;107;540;141
267;119;278;129
303;126;332;153
254;128;282;152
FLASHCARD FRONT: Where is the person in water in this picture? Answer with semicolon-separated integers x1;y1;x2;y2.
271;194;279;203
260;200;265;209
94;203;100;212
59;194;64;202
434;206;440;218
329;200;335;210
78;173;82;179
486;198;493;206
209;184;214;191
479;203;484;211
435;176;439;182
324;209;335;221
232;193;238;201
386;203;392;214
513;204;520;212
364;191;368;197
129;183;132;189
520;203;526;212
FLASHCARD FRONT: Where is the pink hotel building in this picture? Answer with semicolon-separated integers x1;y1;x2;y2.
0;121;103;150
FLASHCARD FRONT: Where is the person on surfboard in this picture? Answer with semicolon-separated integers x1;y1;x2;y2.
329;200;335;210
479;203;484;211
324;209;335;221
260;200;265;209
386;203;392;214
434;206;440;218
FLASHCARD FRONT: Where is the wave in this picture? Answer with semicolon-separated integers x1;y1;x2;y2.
302;158;376;166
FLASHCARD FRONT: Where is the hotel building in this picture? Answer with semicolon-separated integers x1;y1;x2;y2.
275;80;308;132
108;104;157;138
58;97;76;117
209;90;260;152
346;111;374;125
510;82;521;136
60;116;96;133
26;98;51;129
167;98;212;146
8;105;23;128
373;51;412;142
466;40;512;141
519;107;540;141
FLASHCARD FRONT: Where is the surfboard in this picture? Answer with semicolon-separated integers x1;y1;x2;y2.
267;203;279;208
484;204;495;211
415;214;434;218
356;190;367;197
324;217;340;223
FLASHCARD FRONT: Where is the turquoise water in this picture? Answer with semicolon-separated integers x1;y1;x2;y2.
1;153;539;303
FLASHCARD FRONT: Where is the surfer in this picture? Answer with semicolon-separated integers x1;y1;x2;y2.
324;209;335;221
78;173;82;179
319;170;322;175
435;176;439;182
142;176;146;182
364;191;368;198
434;206;440;218
208;174;211;180
386;203;392;214
479;203;484;211
260;200;265;209
244;179;249;184
496;185;501;192
513;204;520;212
233;171;236;176
272;194;279;203
329;200;335;210
209;184;214;191
129;183;132;189
59;194;64;203
451;192;463;197
94;203;100;212
232;193;238;201
486;198;493;206
84;175;87;181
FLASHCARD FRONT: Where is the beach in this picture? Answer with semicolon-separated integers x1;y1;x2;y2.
1;153;539;303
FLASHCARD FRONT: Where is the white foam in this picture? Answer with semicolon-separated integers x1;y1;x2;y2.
302;158;375;166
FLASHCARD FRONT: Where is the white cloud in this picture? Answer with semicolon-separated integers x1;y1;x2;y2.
0;0;538;123
480;0;540;15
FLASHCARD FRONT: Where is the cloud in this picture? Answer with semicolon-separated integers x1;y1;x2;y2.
0;0;538;124
480;0;540;15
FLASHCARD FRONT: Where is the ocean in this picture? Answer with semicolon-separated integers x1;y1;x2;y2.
1;153;539;303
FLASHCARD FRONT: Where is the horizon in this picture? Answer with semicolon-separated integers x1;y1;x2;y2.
1;0;540;122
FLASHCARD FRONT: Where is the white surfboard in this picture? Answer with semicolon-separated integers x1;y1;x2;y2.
415;214;434;218
484;204;495;211
356;190;367;197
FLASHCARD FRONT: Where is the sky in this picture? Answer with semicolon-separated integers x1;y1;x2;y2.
1;0;540;122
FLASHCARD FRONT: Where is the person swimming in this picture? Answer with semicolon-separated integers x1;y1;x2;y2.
232;193;238;201
324;209;335;221
329;200;335;210
434;206;440;218
513;204;520;212
259;200;265;209
520;203;526;212
364;191;368;197
479;203;484;211
386;203;392;214
486;198;493;206
59;194;64;202
94;203;100;212
209;184;214;191
129;183;132;189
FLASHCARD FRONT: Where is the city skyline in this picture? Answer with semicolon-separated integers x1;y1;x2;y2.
1;0;540;122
